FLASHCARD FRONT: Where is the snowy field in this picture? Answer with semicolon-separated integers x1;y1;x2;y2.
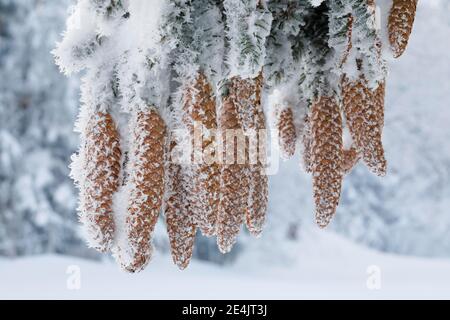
1;231;449;300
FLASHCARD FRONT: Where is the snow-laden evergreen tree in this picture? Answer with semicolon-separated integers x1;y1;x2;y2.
54;0;419;271
0;0;83;256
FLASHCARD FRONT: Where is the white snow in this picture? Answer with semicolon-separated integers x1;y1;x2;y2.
1;230;449;300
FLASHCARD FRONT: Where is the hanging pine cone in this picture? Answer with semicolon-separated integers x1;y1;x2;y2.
80;112;121;253
118;109;166;273
277;106;297;160
311;97;344;228
301;113;313;174
164;140;197;270
249;78;268;237
182;73;220;237
229;75;268;237
217;93;249;253
388;0;418;58
342;76;387;176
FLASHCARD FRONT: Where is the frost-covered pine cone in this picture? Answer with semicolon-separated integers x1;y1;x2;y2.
311;97;344;228
342;76;387;176
247;162;268;237
229;76;268;237
117;110;166;273
80;112;121;253
248;75;268;237
217;93;249;253
388;0;418;58
164;140;197;270
277;106;297;160
182;73;220;237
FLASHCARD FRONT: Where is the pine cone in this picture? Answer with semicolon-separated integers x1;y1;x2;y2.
229;76;268;237
301;113;313;173
277;106;297;160
311;97;344;228
248;75;268;237
247;158;268;237
217;95;249;253
342;147;360;175
388;0;418;58
81;112;121;252
118;110;166;273
164;140;197;270
342;76;387;176
183;73;220;237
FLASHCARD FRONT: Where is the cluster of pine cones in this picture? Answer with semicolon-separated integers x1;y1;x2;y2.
276;0;417;228
74;0;417;272
79;73;268;273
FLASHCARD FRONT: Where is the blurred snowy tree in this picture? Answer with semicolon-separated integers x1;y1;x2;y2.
0;0;89;257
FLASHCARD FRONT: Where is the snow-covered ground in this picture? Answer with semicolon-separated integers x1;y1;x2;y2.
1;230;449;300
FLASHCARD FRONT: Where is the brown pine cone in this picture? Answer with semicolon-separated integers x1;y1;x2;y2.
310;97;344;228
118;109;166;273
246;160;268;237
277;106;297;160
182;73;220;237
342;76;387;176
248;74;268;237
81;112;121;252
229;75;268;237
216;95;249;253
164;140;197;270
388;0;418;58
301;113;313;174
